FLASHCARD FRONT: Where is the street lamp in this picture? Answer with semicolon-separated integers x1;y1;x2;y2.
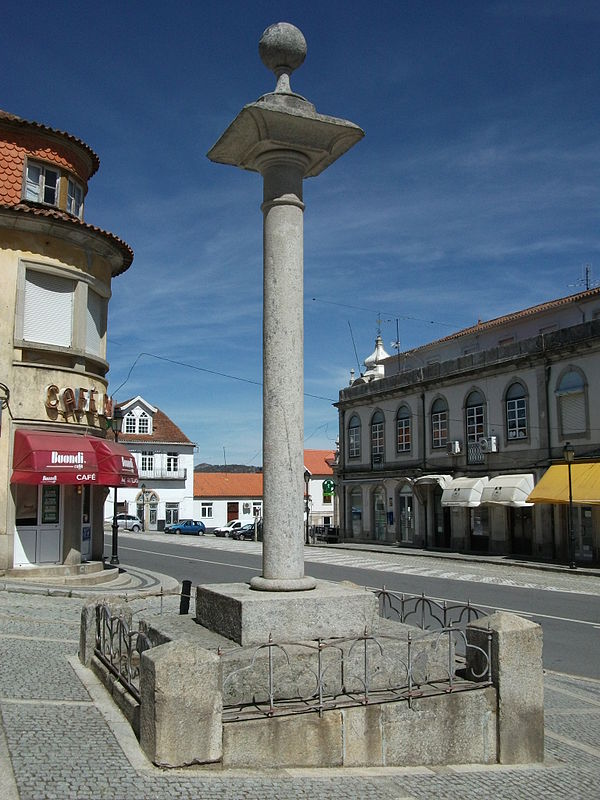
304;470;311;545
110;407;123;566
563;441;577;570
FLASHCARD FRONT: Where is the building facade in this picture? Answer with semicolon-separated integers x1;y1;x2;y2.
304;449;338;529
336;289;600;564
193;472;263;529
104;397;195;530
0;109;134;572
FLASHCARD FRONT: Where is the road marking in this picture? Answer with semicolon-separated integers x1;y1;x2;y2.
118;544;259;572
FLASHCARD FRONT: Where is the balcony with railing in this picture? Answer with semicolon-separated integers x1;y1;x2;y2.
137;467;187;481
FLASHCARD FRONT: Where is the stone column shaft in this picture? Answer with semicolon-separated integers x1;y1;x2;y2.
251;152;316;591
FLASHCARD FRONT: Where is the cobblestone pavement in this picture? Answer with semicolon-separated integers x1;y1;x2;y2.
1;590;599;799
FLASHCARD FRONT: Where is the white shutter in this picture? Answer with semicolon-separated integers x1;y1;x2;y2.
86;289;104;356
23;271;73;347
560;392;586;434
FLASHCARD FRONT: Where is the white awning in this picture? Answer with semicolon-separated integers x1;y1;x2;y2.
481;474;535;507
441;477;489;507
413;474;453;489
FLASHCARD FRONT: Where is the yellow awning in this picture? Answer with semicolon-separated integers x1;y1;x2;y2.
527;463;600;505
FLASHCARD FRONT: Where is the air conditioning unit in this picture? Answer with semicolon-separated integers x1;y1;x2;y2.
447;440;461;455
479;436;498;453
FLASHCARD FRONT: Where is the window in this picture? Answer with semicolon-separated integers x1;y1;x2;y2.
556;368;587;436
396;405;411;452
165;503;179;525
348;415;361;459
431;398;448;448
125;413;136;434
138;412;150;434
25;162;60;206
252;502;262;517
22;270;74;347
350;487;362;536
166;452;178;472
371;410;385;462
201;503;213;519
506;382;528;440
465;390;485;444
18;265;108;359
67;178;84;218
141;451;154;472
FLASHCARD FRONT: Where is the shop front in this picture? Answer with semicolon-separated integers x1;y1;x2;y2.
11;430;137;567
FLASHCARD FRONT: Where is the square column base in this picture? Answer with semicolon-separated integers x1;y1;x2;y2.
195;580;379;646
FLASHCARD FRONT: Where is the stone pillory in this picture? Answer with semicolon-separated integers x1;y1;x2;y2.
208;22;363;593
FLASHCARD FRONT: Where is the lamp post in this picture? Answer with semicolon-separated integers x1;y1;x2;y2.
563;442;577;570
304;470;311;545
110;407;124;565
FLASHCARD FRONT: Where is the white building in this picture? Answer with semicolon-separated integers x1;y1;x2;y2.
336;288;600;564
193;472;263;529
104;396;195;530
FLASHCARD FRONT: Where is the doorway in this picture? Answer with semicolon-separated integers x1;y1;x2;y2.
14;484;62;566
398;485;414;544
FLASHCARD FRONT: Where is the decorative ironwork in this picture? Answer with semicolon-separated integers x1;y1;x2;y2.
94;603;152;702
219;624;492;722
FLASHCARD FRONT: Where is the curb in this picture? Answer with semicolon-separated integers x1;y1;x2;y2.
310;542;600;577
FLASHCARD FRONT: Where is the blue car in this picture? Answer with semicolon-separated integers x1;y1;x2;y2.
164;519;206;535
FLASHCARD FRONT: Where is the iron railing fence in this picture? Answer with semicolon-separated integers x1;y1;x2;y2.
91;587;491;716
94;603;152;703
219;625;492;722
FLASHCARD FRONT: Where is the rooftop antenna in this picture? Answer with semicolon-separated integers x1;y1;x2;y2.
569;263;598;291
390;318;402;371
347;320;362;374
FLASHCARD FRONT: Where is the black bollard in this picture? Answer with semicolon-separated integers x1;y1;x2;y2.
179;580;192;615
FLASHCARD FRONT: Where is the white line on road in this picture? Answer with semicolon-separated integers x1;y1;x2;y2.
119;544;599;629
119;544;258;572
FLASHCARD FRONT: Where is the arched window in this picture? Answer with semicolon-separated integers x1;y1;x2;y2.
348;415;361;459
431;397;448;448
138;411;150;434
371;410;385;463
506;382;528;440
396;405;411;452
556;367;587;436
465;390;485;444
124;412;136;434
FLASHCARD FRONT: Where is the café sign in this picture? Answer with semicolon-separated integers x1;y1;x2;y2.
45;384;113;422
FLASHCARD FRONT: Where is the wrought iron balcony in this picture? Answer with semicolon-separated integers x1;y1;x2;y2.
137;467;187;481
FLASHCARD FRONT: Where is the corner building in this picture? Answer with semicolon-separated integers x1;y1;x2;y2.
0;109;134;572
336;289;600;565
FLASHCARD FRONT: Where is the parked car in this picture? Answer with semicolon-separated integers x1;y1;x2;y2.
213;520;244;537
104;513;143;532
164;520;206;536
231;523;256;541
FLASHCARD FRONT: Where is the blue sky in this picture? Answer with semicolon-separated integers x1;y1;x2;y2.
2;1;599;465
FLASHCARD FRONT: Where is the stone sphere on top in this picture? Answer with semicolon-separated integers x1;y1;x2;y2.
259;22;307;77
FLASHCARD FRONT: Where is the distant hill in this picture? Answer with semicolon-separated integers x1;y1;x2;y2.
194;463;262;473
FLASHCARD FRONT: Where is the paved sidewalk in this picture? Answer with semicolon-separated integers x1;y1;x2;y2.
0;590;598;800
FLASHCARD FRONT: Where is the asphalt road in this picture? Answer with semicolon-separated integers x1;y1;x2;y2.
106;532;600;679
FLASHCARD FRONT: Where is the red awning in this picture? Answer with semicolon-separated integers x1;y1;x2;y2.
11;431;139;487
89;438;138;487
11;430;99;485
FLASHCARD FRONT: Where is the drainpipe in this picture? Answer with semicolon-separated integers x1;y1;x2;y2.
421;392;427;470
421;392;428;549
544;361;556;560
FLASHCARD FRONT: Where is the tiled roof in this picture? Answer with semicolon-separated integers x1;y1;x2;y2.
0;109;100;176
112;404;194;445
392;286;600;357
194;472;263;498
304;449;336;475
0;204;133;274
